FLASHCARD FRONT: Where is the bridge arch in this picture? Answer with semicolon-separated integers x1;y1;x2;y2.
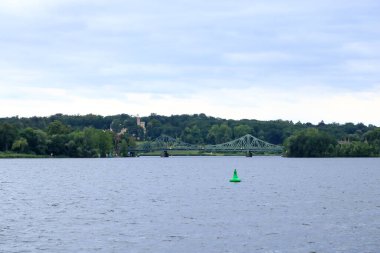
131;134;283;154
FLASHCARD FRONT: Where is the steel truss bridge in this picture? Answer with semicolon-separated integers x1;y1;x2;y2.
129;134;283;154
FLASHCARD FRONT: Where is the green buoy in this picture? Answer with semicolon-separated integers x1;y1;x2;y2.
229;169;241;182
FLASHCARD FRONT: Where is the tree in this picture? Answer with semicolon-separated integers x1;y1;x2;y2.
284;128;337;157
0;123;18;151
47;120;70;135
83;127;101;157
207;124;232;144
233;125;251;138
126;136;136;149
98;130;114;157
146;119;162;139
265;128;283;144
364;128;380;143
12;138;28;153
66;130;85;157
20;128;48;154
363;128;380;155
335;141;374;157
1;113;380;157
120;140;128;157
47;134;69;156
181;125;203;144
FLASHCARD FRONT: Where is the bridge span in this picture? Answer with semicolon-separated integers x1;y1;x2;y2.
128;134;283;156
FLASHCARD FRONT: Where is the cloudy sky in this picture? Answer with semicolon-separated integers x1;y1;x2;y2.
0;0;379;125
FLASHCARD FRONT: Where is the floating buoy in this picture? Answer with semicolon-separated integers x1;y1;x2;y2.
229;169;241;182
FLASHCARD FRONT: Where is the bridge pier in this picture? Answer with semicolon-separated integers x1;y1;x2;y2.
128;151;137;157
161;150;169;157
246;151;253;157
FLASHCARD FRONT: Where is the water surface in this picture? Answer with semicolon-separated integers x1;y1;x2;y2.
1;157;379;253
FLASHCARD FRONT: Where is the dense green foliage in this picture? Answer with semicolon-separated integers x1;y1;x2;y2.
285;128;337;157
0;113;379;157
285;128;380;157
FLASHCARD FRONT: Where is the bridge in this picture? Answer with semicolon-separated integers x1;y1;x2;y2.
128;134;283;155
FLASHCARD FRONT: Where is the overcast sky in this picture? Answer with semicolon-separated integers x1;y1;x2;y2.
0;0;379;125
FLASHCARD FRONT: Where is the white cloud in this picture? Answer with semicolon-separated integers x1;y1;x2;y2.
0;0;66;17
0;0;379;125
0;67;45;84
187;85;380;125
0;0;110;19
1;83;379;125
344;60;380;74
223;52;295;63
85;14;157;33
0;0;46;13
341;42;380;56
99;64;179;76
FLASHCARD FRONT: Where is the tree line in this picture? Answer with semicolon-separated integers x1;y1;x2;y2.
284;128;380;157
0;113;379;157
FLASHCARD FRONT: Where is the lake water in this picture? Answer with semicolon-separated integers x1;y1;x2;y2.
0;157;379;253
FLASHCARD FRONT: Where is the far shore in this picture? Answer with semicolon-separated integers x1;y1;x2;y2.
0;151;281;159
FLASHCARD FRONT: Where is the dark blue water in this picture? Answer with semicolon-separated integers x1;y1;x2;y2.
1;157;379;253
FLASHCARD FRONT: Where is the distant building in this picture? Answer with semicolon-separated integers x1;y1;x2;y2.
136;114;146;132
119;128;128;135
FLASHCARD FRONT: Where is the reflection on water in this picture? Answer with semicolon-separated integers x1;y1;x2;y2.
0;157;379;253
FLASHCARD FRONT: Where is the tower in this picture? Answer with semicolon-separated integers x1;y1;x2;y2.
136;114;141;126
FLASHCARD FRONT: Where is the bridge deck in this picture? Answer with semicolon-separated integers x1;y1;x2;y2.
128;134;283;153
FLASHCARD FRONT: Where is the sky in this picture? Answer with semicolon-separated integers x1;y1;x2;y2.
0;0;379;125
